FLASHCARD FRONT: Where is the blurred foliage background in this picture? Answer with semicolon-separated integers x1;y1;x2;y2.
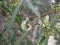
0;0;60;45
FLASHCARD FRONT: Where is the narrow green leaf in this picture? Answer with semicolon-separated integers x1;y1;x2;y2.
26;0;41;19
4;0;23;34
35;30;44;45
27;40;33;45
16;15;22;32
15;32;28;45
0;0;23;44
50;15;57;28
8;30;15;45
44;36;49;45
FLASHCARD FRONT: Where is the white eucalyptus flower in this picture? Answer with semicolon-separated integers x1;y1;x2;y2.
45;15;49;21
21;20;32;32
47;35;57;45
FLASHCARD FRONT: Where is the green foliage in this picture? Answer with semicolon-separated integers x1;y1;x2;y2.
0;0;60;45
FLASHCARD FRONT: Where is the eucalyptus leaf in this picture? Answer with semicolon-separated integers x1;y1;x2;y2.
26;0;41;19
